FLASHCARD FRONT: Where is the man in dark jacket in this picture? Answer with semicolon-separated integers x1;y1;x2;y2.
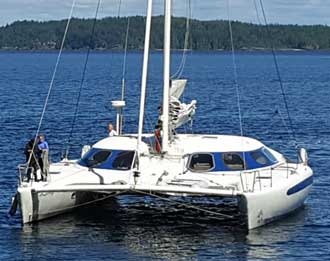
24;138;40;182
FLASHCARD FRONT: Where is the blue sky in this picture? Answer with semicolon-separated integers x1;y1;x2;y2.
0;0;329;26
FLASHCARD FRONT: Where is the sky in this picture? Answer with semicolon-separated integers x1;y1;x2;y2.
0;0;329;26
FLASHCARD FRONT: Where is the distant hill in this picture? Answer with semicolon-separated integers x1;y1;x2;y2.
1;16;330;51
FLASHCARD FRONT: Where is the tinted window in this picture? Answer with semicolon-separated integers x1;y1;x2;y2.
82;150;112;167
262;148;278;163
112;151;135;170
250;150;268;165
189;153;214;171
222;153;245;170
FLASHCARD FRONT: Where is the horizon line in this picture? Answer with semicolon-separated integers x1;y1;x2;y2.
1;15;329;28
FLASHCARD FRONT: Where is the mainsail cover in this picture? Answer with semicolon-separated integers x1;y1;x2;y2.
155;79;196;131
169;97;196;129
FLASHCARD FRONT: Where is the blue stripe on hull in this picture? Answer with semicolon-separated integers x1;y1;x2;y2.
287;176;313;196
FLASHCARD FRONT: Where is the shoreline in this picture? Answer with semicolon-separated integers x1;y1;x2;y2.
1;48;330;53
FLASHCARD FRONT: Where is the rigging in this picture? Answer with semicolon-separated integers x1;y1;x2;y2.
27;0;76;166
258;0;297;146
65;0;102;158
227;0;244;138
171;0;191;80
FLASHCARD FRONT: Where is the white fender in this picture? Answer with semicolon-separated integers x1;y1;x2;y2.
299;148;308;165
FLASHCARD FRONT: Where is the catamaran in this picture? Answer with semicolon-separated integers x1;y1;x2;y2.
11;0;313;230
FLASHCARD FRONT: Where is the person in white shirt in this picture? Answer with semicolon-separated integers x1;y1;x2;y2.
108;123;117;137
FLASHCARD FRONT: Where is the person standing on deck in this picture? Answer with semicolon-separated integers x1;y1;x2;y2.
108;123;118;137
24;138;39;182
37;134;49;181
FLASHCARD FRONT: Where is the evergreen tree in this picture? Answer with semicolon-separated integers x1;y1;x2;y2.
1;16;330;51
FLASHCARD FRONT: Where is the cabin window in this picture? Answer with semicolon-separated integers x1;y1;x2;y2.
81;150;112;168
188;153;214;172
78;148;135;170
112;151;135;170
250;150;268;165
262;148;278;163
222;153;245;170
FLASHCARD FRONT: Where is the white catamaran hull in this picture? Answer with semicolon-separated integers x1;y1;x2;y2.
16;156;313;230
240;173;313;229
18;187;112;223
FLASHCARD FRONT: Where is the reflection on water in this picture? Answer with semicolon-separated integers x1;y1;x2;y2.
14;197;308;260
246;207;307;260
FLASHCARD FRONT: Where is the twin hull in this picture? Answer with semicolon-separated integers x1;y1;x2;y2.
17;170;312;230
18;188;97;223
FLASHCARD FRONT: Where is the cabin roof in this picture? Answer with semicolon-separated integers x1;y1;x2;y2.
175;134;265;153
93;136;148;152
93;134;268;155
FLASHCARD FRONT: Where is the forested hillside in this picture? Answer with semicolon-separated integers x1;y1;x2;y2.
1;16;330;51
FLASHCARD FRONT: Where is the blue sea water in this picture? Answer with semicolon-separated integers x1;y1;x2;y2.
0;51;329;260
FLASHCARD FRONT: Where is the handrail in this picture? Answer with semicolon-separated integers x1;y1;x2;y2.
17;164;33;185
258;171;262;190
252;171;256;192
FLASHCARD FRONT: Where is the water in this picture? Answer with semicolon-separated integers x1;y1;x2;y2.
0;51;329;260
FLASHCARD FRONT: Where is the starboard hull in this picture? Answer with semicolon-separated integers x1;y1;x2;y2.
239;174;313;229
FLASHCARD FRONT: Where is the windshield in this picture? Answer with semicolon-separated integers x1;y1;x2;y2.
78;148;135;170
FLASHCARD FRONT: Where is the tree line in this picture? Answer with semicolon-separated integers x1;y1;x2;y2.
1;16;330;51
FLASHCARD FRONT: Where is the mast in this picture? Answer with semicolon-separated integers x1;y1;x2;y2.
137;0;153;153
162;0;171;152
